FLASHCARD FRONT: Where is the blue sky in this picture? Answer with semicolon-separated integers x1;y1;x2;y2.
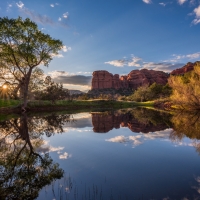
1;0;200;91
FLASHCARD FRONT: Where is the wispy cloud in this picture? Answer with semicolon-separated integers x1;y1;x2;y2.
63;12;69;18
62;45;71;52
59;152;72;159
50;45;71;58
105;59;127;67
16;1;54;25
16;1;24;8
166;52;200;62
192;5;200;24
177;0;187;5
16;1;68;27
143;0;152;4
50;53;64;58
105;56;142;68
142;62;184;72
6;3;13;12
106;129;171;148
127;56;142;67
159;2;166;6
50;3;59;7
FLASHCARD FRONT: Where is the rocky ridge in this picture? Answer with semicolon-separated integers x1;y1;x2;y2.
170;62;196;75
91;69;169;91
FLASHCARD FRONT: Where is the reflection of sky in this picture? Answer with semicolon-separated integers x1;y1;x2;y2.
38;112;200;199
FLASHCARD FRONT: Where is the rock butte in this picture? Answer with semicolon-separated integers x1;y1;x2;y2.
91;69;169;90
170;62;195;75
92;112;168;133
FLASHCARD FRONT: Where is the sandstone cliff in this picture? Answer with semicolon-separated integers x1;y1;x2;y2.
170;62;196;75
91;69;169;90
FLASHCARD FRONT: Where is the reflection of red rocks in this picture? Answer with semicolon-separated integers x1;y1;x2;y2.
91;69;169;90
92;112;170;133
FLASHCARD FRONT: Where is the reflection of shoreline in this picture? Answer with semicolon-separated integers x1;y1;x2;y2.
92;109;172;134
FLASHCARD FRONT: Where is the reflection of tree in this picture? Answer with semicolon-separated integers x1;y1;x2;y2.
170;111;200;140
0;113;71;199
130;108;172;127
170;111;200;154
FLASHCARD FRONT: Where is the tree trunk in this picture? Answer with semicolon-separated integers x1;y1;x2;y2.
21;69;32;111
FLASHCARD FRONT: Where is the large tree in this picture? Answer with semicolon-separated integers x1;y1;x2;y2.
0;17;63;110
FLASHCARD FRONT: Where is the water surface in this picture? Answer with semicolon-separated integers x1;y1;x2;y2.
1;108;200;200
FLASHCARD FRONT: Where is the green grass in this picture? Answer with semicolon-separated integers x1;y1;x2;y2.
0;99;20;108
0;99;155;111
28;99;154;109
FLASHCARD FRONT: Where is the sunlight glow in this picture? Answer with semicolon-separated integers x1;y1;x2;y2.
2;85;7;89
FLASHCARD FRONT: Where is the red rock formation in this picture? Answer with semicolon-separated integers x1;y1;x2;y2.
91;69;169;90
170;62;195;75
92;111;169;133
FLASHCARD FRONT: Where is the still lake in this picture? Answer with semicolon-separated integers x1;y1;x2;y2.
1;108;200;200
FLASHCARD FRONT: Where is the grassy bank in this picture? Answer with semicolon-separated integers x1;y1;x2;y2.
0;99;154;112
0;99;20;108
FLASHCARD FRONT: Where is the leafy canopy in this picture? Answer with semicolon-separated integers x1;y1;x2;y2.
0;17;63;72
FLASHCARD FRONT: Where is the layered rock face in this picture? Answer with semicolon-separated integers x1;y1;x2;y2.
91;69;169;90
170;62;195;75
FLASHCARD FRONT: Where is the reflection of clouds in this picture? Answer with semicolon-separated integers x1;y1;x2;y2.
129;135;143;147
106;135;128;143
106;129;172;148
36;140;64;154
143;129;171;140
59;152;72;160
192;176;200;194
36;140;72;160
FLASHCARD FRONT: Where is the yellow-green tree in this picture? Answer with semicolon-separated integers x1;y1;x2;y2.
168;62;200;110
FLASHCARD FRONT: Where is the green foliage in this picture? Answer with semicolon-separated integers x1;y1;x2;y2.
0;17;63;108
127;83;172;102
35;76;69;104
168;62;200;110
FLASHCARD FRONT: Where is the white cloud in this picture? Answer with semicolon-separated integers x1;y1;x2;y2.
105;59;126;67
36;140;65;154
194;5;200;17
142;62;183;72
50;53;64;58
106;135;127;143
48;71;71;78
159;2;166;6
63;12;69;18
165;52;200;62
59;152;72;159
143;0;152;4
50;4;54;7
127;56;142;67
106;129;172;148
177;0;187;5
16;1;24;9
62;45;71;52
58;17;62;21
192;18;200;24
186;52;200;59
